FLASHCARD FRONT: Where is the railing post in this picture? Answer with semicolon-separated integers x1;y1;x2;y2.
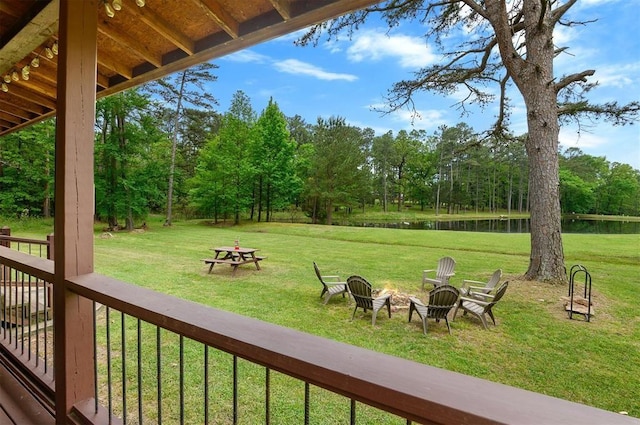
47;233;55;310
0;226;10;249
46;233;54;261
54;0;98;421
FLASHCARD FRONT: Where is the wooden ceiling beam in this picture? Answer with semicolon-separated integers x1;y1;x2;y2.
192;0;239;39
0;111;22;125
0;99;35;120
0;3;20;18
97;24;162;68
133;5;195;55
96;72;110;89
14;78;57;99
2;84;56;110
29;66;57;86
269;0;292;20
97;54;133;80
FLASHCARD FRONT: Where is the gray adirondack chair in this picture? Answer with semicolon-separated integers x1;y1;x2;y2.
422;256;456;290
346;275;392;326
459;269;502;300
313;262;348;304
453;281;509;329
408;284;460;335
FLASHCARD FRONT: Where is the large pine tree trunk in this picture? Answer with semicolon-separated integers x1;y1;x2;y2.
519;1;565;281
488;0;566;281
524;115;564;281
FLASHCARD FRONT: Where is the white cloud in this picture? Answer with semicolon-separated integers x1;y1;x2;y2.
346;30;438;68
590;62;640;89
578;0;621;6
559;127;609;149
389;107;448;131
553;24;576;47
273;59;357;81
222;50;270;64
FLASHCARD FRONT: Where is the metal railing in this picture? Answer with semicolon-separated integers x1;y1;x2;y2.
0;231;55;415
0;234;638;424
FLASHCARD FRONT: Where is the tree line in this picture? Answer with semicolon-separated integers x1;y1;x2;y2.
0;88;638;226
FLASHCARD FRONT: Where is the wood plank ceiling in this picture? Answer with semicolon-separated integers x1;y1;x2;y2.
0;0;381;136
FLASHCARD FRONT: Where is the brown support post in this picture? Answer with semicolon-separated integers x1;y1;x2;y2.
0;226;10;248
54;0;98;422
47;233;55;261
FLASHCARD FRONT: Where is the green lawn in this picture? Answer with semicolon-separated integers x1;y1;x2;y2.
7;216;640;420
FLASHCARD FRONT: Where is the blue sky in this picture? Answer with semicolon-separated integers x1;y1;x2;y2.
208;0;640;169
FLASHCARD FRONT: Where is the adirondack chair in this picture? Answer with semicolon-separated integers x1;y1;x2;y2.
313;262;348;304
408;285;460;335
459;269;502;301
422;256;456;290
346;275;392;326
453;281;509;329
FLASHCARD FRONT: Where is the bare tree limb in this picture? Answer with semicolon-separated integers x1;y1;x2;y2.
555;69;595;93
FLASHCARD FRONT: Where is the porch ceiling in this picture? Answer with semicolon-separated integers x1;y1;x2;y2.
0;0;381;136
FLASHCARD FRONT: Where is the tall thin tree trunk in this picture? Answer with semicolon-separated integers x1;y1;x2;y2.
382;172;388;212
43;155;51;218
435;146;444;216
508;166;513;216
326;199;333;225
165;72;187;226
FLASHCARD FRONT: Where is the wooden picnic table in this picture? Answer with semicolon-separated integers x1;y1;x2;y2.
204;246;264;276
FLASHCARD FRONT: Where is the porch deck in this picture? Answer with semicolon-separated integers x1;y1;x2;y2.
0;362;54;425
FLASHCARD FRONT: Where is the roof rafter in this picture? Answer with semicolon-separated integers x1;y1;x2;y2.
269;0;292;20
133;5;195;55
97;23;162;68
192;0;239;39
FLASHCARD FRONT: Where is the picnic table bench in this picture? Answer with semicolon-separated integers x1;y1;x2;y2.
204;246;264;276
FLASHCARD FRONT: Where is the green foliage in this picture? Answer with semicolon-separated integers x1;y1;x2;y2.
253;98;301;221
0;120;54;217
1;89;637;227
560;148;640;216
94;90;167;228
559;169;596;214
189;91;256;224
143;63;219;225
306;117;369;224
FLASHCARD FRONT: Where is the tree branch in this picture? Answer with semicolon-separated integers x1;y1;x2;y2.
555;69;595;93
551;0;578;25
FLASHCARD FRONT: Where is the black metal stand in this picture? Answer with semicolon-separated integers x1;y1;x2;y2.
567;264;592;322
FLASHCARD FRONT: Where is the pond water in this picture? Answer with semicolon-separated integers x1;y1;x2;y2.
336;218;640;234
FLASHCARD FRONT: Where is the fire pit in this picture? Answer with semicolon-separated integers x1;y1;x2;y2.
372;288;416;312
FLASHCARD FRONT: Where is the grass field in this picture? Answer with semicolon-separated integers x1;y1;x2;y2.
6;215;640;420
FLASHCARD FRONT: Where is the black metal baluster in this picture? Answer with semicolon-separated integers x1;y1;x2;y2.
265;367;270;425
233;355;238;425
106;306;113;425
204;346;209;424
26;276;32;357
93;301;99;414
137;319;142;425
350;399;356;425
157;326;162;424
1;275;5;332
121;312;127;425
304;382;309;425
180;335;184;425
